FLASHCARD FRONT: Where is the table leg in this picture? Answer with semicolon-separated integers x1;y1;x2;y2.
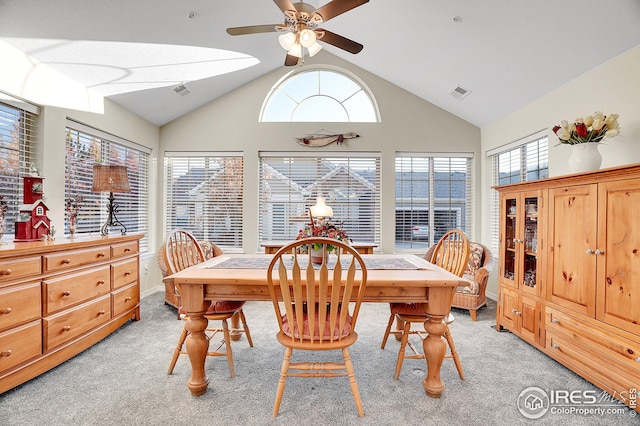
177;283;210;396
421;287;455;398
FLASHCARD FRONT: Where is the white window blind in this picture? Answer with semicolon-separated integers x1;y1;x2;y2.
489;132;548;255
259;153;381;246
164;153;244;252
395;153;474;251
65;121;150;251
0;97;38;238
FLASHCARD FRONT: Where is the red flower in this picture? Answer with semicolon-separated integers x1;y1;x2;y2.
575;123;588;138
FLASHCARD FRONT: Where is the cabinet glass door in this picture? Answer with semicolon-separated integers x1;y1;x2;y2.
522;195;539;294
502;196;518;286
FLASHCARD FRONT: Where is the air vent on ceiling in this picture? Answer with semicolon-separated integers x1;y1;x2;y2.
449;85;471;100
172;83;191;96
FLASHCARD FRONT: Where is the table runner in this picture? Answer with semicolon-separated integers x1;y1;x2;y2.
207;255;427;271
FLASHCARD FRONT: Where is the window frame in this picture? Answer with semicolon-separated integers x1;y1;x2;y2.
395;153;475;252
488;130;549;255
163;152;244;253
258;152;381;248
64;120;150;251
0;95;39;240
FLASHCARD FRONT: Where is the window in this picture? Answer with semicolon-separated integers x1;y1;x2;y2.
164;153;244;252
488;131;548;253
261;67;379;122
395;154;474;251
0;95;38;238
259;153;381;247
65;120;150;251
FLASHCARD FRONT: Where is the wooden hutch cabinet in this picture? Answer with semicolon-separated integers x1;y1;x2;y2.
495;164;640;412
0;234;142;394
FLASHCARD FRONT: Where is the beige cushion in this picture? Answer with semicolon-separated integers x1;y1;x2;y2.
465;243;484;276
282;309;352;339
456;272;480;294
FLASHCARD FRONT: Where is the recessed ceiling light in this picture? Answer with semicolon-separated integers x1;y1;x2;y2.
453;16;462;23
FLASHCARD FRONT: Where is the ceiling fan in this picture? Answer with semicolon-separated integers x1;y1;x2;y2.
226;0;369;66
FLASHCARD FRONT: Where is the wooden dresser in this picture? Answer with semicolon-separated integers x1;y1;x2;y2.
495;164;640;412
0;233;142;394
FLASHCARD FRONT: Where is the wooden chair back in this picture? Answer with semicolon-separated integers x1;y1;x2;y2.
429;229;470;277
163;230;205;275
267;237;368;345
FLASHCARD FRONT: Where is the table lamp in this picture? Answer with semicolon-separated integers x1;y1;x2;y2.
92;164;130;235
309;196;333;225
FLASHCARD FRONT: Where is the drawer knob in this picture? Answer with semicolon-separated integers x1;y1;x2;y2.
61;258;71;264
595;249;604;255
97;280;106;285
551;343;559;350
62;290;71;297
1;307;12;314
0;350;12;357
62;325;71;332
586;249;594;254
98;310;106;315
97;252;106;258
636;357;640;363
551;318;559;324
125;297;132;302
124;271;132;276
124;248;131;252
0;269;12;276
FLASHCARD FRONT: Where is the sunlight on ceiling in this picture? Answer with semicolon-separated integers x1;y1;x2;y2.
1;38;260;98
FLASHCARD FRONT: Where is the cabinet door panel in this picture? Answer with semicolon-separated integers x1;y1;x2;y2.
548;185;598;316
597;179;640;334
520;296;539;344
499;287;518;330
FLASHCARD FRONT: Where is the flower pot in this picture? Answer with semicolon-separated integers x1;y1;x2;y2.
310;247;328;265
568;142;602;173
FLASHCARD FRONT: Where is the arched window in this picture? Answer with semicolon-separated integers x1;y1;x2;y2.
260;66;379;122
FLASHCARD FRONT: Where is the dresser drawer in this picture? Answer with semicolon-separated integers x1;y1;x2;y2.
112;283;139;317
0;321;42;374
43;266;111;315
546;330;640;402
546;306;640;373
42;246;111;273
43;295;111;352
111;241;139;258
0;282;41;332
111;258;138;290
0;256;41;283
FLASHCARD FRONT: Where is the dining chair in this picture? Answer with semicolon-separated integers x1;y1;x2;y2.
164;230;253;377
266;237;368;418
381;229;470;380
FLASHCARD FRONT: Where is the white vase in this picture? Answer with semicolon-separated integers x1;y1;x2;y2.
568;142;602;173
310;247;328;265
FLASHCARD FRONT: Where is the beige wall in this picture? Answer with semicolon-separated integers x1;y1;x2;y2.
480;43;640;299
37;99;161;296
159;51;482;254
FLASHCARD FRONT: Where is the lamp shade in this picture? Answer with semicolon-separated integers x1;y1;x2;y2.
310;196;333;218
288;43;303;59
278;32;296;51
299;29;317;48
307;41;322;57
92;165;131;193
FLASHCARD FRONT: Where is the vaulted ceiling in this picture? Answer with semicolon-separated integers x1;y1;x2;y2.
1;0;640;127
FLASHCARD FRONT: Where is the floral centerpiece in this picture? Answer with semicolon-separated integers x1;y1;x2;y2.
552;111;620;145
297;219;350;255
65;194;84;235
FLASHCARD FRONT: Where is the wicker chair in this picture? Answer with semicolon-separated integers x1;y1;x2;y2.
427;242;493;322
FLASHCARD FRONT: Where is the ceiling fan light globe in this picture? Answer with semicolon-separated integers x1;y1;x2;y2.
288;43;303;58
299;29;317;48
307;42;322;57
278;32;296;50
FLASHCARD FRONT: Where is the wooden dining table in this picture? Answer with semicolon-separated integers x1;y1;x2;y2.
163;254;466;398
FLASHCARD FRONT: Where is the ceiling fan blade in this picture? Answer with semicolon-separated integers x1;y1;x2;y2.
314;0;369;22
226;25;280;36
317;29;363;54
273;0;297;14
284;54;299;66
